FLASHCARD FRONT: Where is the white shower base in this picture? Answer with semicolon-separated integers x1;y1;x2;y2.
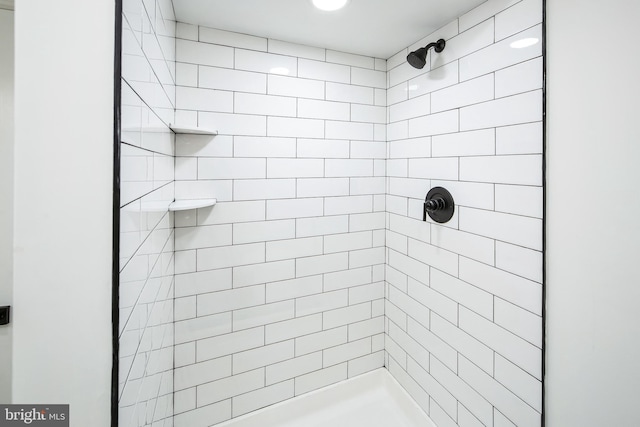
215;368;436;427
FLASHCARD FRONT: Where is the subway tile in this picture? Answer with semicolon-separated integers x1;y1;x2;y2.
459;0;520;32
387;121;409;141
460;25;542;81
296;252;349;277
495;298;542;347
176;22;198;41
349;212;385;232
177;62;198;86
174;356;231;390
233;300;295;331
266;275;323;303
265;314;323;344
325;195;373;215
386;359;428;411
431;224;495;265
176;86;233;112
431;269;493;320
233;219;295;245
198;111;267;136
177;39;233;67
387;82;409;105
297;178;350;198
434;19;495;68
175;224;232;251
234;136;297;158
459;257;541;315
267;158;324;178
266;236;323;261
460;307;541;379
387;230;408;255
295;363;347;395
432;74;495;113
298;99;350;121
495;0;543;41
268;117;325;138
197;327;264;362
326;82;374;104
198;201;266;226
460;90;542;131
408;238;458;277
429;397;458;427
175;342;196;368
458;402;486;427
408;318;457;372
233;340;295;374
266;352;323;385
389;213;430;243
198;65;266;93
351;104;386;124
297;139;350;158
196;368;264;407
496;240;542;283
389;61;427;89
232;379;294;417
175;312;232;344
197;243;265;270
299;58;350;83
326;50;374;69
351;67;386;88
324;231;372;254
459;356;541;427
175;268;232;297
496;122;543;155
267;75;325;99
232;260;296;288
388;250;429;287
266;198;324;220
388;322;430;372
495;184;543;218
386;335;408;369
390;94;430;123
407;61;459;98
324;266;372;291
235;49;298;75
459;206;542;250
348;351;384;377
409;110;459;138
325;159;374;177
349;282;384;304
408;278;458;324
430;356;493;426
460;154;541;186
408;358;458;419
408;157;458;180
175;157;197;180
175;296;196;321
496;57;543;98
296;215;349;238
323;302;372;330
387;286;430;329
295;327;348;356
234;92;297;117
348;316;384;341
323;337;371;367
326;121;374;141
495;410;518;427
197;285;265;316
176;134;233;157
233;179;296;201
296;290;348;316
432;128;495;157
268;39;325;60
495;354;543;412
349;247;385;268
174;388;196;414
199;27;267;51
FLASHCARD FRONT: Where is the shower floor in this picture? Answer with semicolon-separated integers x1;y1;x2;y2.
215;368;436;427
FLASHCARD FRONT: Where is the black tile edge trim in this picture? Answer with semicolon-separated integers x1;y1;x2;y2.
112;0;123;425
541;0;547;425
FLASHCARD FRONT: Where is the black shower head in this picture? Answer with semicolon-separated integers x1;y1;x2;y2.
407;39;446;69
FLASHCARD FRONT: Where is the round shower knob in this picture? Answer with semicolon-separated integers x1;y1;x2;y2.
423;187;455;223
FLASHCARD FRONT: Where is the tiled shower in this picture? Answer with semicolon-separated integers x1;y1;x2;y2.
118;0;543;426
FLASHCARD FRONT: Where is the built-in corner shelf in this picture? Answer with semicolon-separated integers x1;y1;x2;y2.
169;199;217;211
169;125;218;136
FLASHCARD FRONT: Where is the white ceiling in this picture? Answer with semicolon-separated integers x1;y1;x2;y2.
173;0;487;59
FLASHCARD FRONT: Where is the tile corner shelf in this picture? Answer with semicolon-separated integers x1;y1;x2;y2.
169;199;217;211
169;124;218;136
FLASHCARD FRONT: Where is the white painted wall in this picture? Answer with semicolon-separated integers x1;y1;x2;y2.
546;1;640;425
0;8;14;404
13;0;114;425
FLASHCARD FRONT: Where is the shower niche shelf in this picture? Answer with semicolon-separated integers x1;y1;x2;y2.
169;124;218;136
169;198;217;211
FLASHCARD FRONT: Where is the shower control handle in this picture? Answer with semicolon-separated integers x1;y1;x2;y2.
423;187;455;224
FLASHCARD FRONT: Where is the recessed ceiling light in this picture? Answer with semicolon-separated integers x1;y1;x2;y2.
312;0;349;12
510;38;539;49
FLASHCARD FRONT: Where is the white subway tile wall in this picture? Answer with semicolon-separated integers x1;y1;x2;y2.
385;1;543;427
119;0;176;427
172;23;387;425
